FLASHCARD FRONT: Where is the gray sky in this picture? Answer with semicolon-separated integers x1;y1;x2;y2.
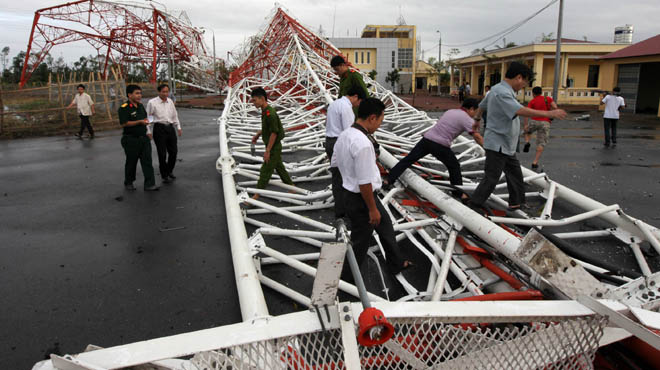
0;0;658;66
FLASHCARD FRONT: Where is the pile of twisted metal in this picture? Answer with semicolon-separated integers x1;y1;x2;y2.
34;7;660;370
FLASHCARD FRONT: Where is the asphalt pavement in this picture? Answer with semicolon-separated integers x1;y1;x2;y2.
1;108;659;369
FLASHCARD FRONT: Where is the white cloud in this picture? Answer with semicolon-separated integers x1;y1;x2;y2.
0;0;657;64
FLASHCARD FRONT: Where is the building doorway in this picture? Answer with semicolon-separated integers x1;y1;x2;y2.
617;62;660;115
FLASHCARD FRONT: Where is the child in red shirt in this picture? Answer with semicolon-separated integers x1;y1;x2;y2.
523;86;558;169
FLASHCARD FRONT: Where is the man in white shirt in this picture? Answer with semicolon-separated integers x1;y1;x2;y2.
326;86;365;218
332;98;411;279
147;84;182;183
67;84;95;139
601;87;626;147
465;83;471;96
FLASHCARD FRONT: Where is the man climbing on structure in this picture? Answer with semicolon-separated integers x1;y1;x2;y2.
330;55;369;100
250;87;295;201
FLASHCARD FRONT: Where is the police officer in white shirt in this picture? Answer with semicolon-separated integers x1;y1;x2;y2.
147;84;181;183
326;86;365;218
332;98;411;278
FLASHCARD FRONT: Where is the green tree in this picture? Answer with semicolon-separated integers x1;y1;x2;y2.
385;69;400;91
1;47;9;73
11;51;26;84
537;32;554;42
368;70;377;80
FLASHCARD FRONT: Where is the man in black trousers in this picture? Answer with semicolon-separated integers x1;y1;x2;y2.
332;98;411;278
147;84;181;183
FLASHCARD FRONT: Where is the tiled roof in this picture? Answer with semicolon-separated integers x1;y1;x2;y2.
599;34;660;59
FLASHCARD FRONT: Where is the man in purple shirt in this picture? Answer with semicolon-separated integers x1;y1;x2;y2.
385;99;484;200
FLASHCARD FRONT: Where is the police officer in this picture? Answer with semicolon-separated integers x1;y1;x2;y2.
331;98;412;278
118;84;159;191
250;87;294;201
330;55;369;99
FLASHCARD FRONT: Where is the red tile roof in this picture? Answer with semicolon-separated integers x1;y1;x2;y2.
599;34;660;59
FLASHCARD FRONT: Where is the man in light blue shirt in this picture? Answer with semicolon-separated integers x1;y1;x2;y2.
470;62;566;211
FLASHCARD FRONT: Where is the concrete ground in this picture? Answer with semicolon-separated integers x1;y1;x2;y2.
1;108;660;368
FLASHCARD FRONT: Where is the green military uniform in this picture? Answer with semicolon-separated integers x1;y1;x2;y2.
338;69;369;114
257;105;294;189
118;101;156;188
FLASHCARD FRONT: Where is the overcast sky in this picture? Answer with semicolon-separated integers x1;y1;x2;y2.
0;0;658;65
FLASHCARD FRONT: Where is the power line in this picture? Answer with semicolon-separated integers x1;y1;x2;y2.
421;0;558;55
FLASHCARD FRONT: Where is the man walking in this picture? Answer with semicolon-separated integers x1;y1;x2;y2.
118;85;159;191
326;86;366;218
523;86;558;169
601;87;626;147
147;84;181;184
330;55;369;99
67;84;95;139
332;98;411;277
469;62;566;211
458;83;465;103
250;87;294;200
385;98;484;201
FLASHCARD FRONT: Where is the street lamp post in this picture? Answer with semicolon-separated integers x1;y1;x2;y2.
437;30;441;95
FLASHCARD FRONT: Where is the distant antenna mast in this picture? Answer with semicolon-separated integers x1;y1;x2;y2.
331;5;336;38
397;5;406;25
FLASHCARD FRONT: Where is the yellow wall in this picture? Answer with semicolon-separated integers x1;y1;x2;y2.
566;59;595;88
337;48;377;70
598;55;660;90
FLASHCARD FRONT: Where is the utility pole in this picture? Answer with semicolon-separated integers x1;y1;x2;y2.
437;30;441;95
552;0;564;102
212;29;217;92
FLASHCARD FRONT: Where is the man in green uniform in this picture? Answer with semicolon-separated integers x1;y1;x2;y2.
331;55;369;99
250;87;294;201
118;84;159;191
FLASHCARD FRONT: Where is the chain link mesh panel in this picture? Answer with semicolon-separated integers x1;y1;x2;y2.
190;328;347;370
359;316;607;370
187;315;605;370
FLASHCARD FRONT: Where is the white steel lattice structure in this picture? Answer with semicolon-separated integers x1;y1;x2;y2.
34;7;660;370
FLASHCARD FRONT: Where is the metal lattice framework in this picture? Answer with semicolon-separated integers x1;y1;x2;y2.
20;0;223;91
33;7;660;370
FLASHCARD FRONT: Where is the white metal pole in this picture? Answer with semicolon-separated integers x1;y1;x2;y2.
217;89;269;321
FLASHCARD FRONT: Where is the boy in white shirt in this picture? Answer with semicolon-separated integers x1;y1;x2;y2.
601;87;626;147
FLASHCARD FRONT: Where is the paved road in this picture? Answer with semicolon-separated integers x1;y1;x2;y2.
1;108;659;368
0;109;241;369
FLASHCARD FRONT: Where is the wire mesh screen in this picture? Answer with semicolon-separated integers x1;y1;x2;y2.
359;316;607;370
188;315;605;370
191;328;347;370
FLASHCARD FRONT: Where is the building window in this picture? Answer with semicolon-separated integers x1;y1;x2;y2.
587;65;600;88
391;50;395;68
367;51;370;64
398;48;413;69
361;52;364;64
355;51;358;64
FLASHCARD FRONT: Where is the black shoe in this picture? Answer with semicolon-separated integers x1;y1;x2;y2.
168;174;176;180
604;142;610;147
125;183;136;191
523;142;531;152
75;133;82;139
531;163;539;170
144;185;160;191
612;142;617;147
162;177;172;184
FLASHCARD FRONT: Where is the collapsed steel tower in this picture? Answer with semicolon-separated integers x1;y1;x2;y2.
20;0;223;92
34;7;660;370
